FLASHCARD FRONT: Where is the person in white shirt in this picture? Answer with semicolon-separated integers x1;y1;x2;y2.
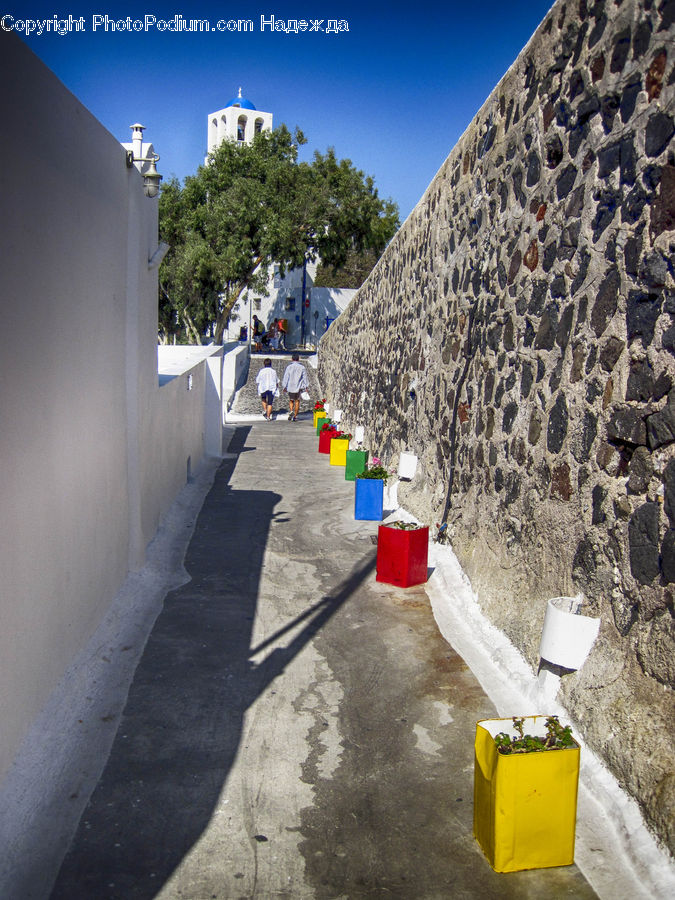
282;354;309;421
255;358;278;420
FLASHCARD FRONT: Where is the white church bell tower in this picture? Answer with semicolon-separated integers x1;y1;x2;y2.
206;88;273;159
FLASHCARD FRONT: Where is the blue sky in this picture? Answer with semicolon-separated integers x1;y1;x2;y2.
9;1;555;220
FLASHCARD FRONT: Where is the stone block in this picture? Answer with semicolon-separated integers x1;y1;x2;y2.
523;240;538;271
645;111;675;158
627;446;654;494
571;411;598;463
606;407;648;446
610;26;631;73
650;164;675;239
619;79;641;124
660;531;675;585
556;163;578;200
626;290;663;346
597;141;621;178
592;484;607;524
663;459;675;528
528;411;541;445
624;232;643;276
591;268;620;337
592;187;620;239
614;495;633;520
572;536;597;582
542;242;557;272
550;462;572;500
547;393;568;453
626;358;655;402
628;502;661;584
599;336;625;372
601;93;621;135
646;49;667;101
647;391;675;449
570;343;585;383
632;19;653;60
639;251;669;288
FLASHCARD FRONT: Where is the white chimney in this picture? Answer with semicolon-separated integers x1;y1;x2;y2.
130;123;145;170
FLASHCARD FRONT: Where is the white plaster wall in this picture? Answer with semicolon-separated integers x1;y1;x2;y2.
221;342;250;413
309;287;357;344
142;364;207;542
156;342;227;459
225;264;355;350
0;33;158;783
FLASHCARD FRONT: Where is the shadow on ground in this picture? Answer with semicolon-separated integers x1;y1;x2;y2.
50;427;374;899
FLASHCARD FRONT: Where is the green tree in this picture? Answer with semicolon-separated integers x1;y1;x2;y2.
158;126;399;344
313;248;382;289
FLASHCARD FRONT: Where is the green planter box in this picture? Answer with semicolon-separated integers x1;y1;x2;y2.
345;449;368;481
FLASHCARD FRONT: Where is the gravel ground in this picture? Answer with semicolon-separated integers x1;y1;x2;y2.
232;352;323;418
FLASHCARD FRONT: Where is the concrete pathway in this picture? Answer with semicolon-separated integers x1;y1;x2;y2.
50;420;597;899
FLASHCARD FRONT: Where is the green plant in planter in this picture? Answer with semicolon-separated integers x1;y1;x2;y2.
493;716;577;755
358;465;388;482
385;520;423;530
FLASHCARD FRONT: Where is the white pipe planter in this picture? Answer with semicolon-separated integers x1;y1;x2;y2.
539;595;600;670
398;452;418;480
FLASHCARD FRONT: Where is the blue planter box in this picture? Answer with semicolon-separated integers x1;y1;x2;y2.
354;477;384;521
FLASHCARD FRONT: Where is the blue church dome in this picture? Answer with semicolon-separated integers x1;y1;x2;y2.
227;88;256;110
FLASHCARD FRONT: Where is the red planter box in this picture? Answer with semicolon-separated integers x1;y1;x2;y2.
318;428;340;454
376;525;429;587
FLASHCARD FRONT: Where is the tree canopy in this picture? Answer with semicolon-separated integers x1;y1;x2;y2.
158;125;399;343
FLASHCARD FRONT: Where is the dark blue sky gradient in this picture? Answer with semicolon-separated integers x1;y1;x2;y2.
10;1;555;218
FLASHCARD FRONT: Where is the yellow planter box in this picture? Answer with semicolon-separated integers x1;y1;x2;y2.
329;437;349;466
473;716;580;873
313;410;327;428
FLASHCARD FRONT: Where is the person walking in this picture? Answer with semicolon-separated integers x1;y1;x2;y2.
251;315;264;352
255;358;278;420
282;353;308;421
277;318;287;351
266;321;279;351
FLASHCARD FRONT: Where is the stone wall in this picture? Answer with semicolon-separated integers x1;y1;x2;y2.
319;0;675;855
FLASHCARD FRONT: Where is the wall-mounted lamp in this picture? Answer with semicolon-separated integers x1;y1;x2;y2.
126;149;162;197
125;123;162;198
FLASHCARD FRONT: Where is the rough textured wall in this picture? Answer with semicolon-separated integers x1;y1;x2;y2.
319;0;675;855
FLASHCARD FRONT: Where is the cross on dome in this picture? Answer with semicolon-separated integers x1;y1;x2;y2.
227;87;256;110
